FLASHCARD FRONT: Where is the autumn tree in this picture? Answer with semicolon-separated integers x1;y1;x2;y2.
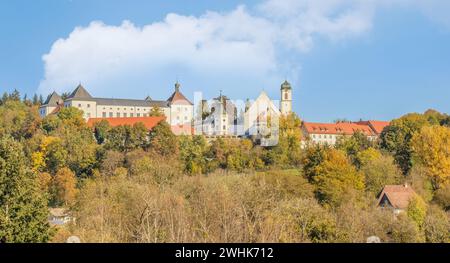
310;149;365;207
267;198;337;242
265;113;302;167
52;167;78;207
433;182;450;210
0;100;41;139
390;213;425;243
179;135;210;174
0;136;52;242
40;109;98;177
410;125;450;187
423;205;449;243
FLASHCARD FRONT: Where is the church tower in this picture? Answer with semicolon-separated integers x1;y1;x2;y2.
280;80;292;115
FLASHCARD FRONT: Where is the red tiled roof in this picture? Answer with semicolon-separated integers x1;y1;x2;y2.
377;185;417;209
87;116;165;130
302;122;376;136
356;120;390;135
167;91;193;105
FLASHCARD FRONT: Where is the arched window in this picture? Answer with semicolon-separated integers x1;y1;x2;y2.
284;92;288;100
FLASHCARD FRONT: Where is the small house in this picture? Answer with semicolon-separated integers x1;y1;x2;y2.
377;184;417;215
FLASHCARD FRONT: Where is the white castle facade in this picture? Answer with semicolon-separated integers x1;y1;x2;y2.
39;82;194;129
39;80;293;139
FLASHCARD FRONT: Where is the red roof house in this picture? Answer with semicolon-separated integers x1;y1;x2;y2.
302;122;377;136
377;184;417;213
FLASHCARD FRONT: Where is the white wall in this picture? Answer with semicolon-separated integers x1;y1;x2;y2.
169;104;193;126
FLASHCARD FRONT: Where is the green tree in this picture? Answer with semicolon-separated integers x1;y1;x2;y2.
336;131;375;163
0;136;52;242
302;144;330;182
407;195;427;228
380;113;430;174
93;120;111;144
32;94;39;106
10;89;20;101
149;106;164;117
148;121;178;156
105;124;149;152
359;153;403;196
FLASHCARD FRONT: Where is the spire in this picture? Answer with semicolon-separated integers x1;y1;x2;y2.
281;80;292;90
175;81;180;92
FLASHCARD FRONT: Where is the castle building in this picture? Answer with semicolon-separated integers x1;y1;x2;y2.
200;92;238;137
39;82;194;135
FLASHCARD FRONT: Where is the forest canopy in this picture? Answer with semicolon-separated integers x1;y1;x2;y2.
0;91;449;243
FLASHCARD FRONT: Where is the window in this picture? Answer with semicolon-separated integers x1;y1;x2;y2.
109;112;113;117
86;113;91;118
177;116;180;120
130;113;134;117
223;125;226;130
102;112;106;118
123;113;127;117
116;113;120;117
87;104;90;108
284;92;288;100
184;116;188;120
78;104;81;107
137;113;140;117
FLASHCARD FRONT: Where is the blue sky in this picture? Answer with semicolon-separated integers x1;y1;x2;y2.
0;0;449;122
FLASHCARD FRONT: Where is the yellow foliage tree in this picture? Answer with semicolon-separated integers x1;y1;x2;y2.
411;125;450;186
313;149;365;207
31;151;45;173
52;167;78;207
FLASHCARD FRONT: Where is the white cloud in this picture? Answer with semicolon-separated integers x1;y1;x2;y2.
38;0;450;96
